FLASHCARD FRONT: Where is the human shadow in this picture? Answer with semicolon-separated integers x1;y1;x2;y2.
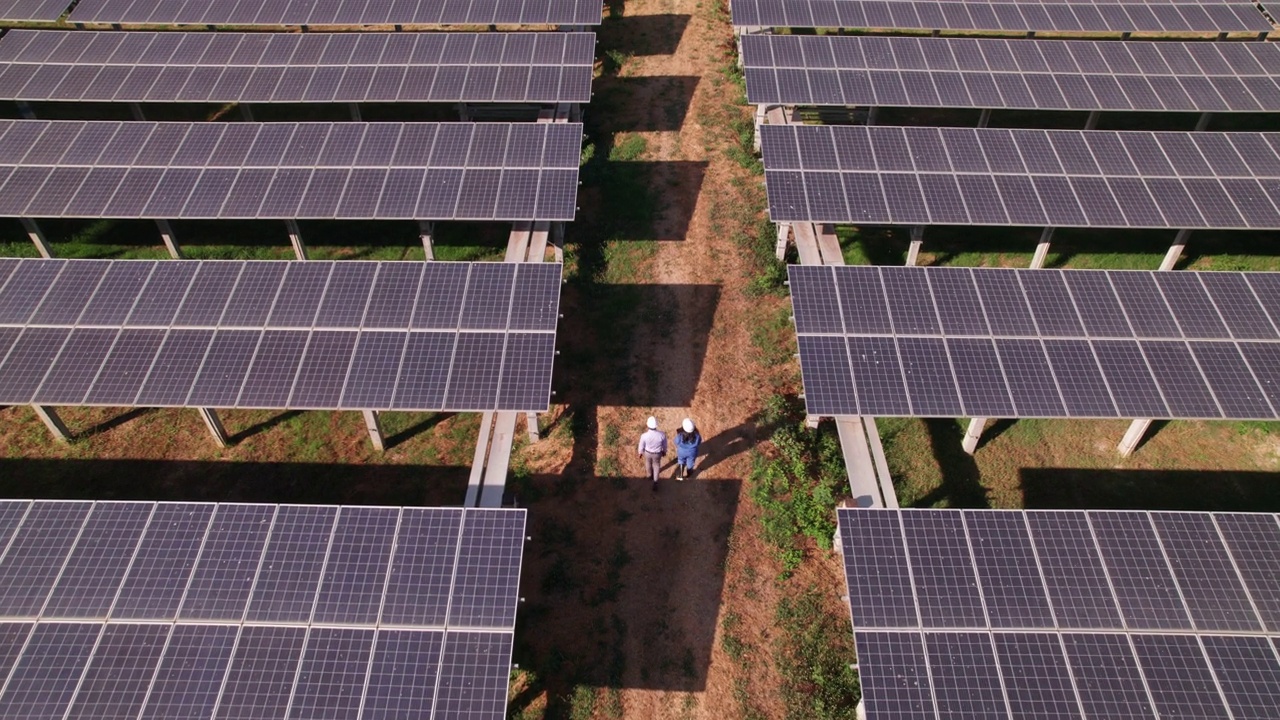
1020;467;1280;511
908;419;991;509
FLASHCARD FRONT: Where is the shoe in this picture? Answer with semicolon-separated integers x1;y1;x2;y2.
676;466;685;481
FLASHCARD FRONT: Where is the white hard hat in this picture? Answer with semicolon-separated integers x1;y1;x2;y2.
646;416;657;429
682;418;694;433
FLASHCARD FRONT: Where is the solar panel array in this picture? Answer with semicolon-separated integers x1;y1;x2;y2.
68;0;603;26
0;30;596;104
730;0;1273;32
0;120;582;221
789;265;1280;419
0;258;560;412
838;507;1280;720
742;35;1280;112
0;0;68;21
762;125;1280;230
0;500;525;720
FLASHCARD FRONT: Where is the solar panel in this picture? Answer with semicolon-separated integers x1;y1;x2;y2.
69;0;602;25
0;31;596;104
744;36;1280;113
0;120;582;222
731;0;1272;32
0;0;70;21
0;259;560;414
762;126;1280;230
789;265;1280;419
838;508;1280;720
0;501;524;720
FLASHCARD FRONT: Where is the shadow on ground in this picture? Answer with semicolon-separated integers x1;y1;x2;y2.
1020;468;1280;511
603;14;692;56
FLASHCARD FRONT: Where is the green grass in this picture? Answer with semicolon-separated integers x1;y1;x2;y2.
773;587;861;720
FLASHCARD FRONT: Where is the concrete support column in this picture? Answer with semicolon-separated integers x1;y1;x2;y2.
775;223;790;261
198;408;228;448
1216;31;1229;41
418;221;434;260
961;417;987;455
551;222;565;263
1258;31;1270;41
1121;31;1132;39
1195;112;1213;132
931;29;940;37
362;410;385;452
865;106;879;126
525;412;539;443
239;104;254;121
33;406;70;443
1084;110;1101;130
128;102;145;121
1117;418;1152;457
1030;227;1054;269
348;103;362;122
286;219;307;260
20;218;53;258
15;101;35;119
1025;31;1035;38
905;226;924;266
805;415;820;429
155;219;183;259
977;108;992;128
1159;228;1191;271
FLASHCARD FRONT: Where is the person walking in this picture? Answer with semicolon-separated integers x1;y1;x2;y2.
637;416;667;491
674;418;702;480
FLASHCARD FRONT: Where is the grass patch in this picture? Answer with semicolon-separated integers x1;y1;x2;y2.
773;587;861;720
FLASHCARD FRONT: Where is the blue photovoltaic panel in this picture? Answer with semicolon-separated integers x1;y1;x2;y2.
924;632;1011;720
64;623;169;720
112;503;215;620
287;628;375;720
1149;512;1262;632
836;509;918;628
69;0;603;26
1090;511;1193;630
1062;633;1158;720
312;507;398;625
381;508;463;627
214;625;306;720
42;502;152;619
139;624;238;720
0;500;91;618
900;510;986;628
448;509;526;629
854;632;937;720
1025;511;1123;629
991;633;1084;720
1200;635;1280;720
179;504;274;621
0;622;100;720
363;630;444;720
1131;635;1232;720
434;631;515;720
963;511;1054;628
245;505;337;623
1212;513;1280;632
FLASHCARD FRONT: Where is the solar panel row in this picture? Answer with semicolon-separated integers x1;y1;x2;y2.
0;259;560;412
69;0;603;25
732;0;1269;31
742;35;1280;112
0;501;526;627
838;508;1280;631
839;508;1280;720
762;125;1280;229
0;120;582;221
0;0;68;22
730;0;1272;32
0;30;597;104
790;266;1280;419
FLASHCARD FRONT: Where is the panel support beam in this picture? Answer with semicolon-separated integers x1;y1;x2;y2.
961;417;987;455
286;219;307;260
1195;112;1213;132
419;221;434;260
32;405;70;443
348;103;362;122
465;411;517;508
1117;418;1152;457
775;223;789;261
977;108;991;128
1030;227;1054;269
1160;228;1191;271
128;102;145;121
198;408;228;448
905;226;924;266
20;218;53;258
551;222;564;263
362;410;385;452
525;413;539;443
155;219;183;259
865;106;878;126
239;104;254;121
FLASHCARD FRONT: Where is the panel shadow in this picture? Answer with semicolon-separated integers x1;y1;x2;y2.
1020;468;1280;512
592;76;699;132
575;160;708;241
600;14;692;56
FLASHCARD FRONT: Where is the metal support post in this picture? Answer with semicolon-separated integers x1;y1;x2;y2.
1195;112;1212;131
198;408;228;448
1160;228;1191;271
286;219;307;259
128;102;145;121
1084;110;1100;130
525;412;539;443
239;104;254;121
865;106;879;126
1030;227;1054;269
348;103;362;121
961;417;987;455
362;410;386;452
20;218;53;258
15;100;35;119
977;108;992;128
155;219;183;259
905;226;924;266
33;406;70;443
418;221;435;260
1117;418;1152;457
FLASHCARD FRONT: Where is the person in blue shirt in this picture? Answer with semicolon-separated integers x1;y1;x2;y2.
674;418;702;481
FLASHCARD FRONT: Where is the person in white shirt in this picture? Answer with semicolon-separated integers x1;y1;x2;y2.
636;416;667;491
